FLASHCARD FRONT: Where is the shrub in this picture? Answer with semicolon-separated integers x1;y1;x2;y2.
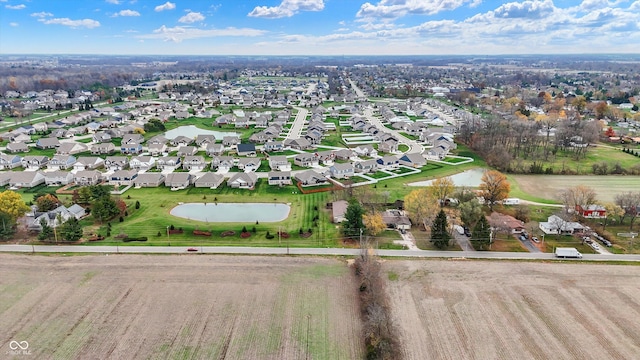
170;224;175;230
122;236;148;242
252;226;256;233
242;226;247;233
119;216;124;222
157;231;162;237
135;201;140;209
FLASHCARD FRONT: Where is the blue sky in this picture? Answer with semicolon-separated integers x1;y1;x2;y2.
1;0;638;55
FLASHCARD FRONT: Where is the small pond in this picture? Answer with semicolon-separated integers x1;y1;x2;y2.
170;203;291;222
408;168;486;187
164;125;239;140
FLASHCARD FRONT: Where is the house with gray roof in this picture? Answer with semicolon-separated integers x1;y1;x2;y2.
227;172;258;189
73;170;102;186
133;173;165;188
194;172;224;189
164;173;194;188
48;155;76;170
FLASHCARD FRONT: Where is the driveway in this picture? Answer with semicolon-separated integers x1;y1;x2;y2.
454;232;475;251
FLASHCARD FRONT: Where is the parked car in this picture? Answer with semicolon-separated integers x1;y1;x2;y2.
589;242;600;251
532;236;539;243
519;234;528;241
187;248;198;252
463;226;471;237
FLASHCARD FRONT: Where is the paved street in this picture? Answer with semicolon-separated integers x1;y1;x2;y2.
2;244;640;262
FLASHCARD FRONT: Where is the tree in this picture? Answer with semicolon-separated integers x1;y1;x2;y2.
0;190;30;221
560;185;597;215
459;199;483;229
363;213;387;237
430;177;455;207
88;185;110;200
0;211;16;240
77;186;92;204
36;194;60;212
453;186;477;203
514;205;531;223
614;192;640;230
92;196;120;223
602;202;624;230
59;217;83;242
342;198;365;241
404;188;439;229
479;170;510;210
471;215;491;250
431;209;451;249
38;218;53;241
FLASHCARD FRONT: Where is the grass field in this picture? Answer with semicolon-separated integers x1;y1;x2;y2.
0;254;363;360
511;174;640;203
385;259;640;360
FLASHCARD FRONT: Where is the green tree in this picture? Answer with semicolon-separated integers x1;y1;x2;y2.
431;209;451;249
59;217;83;242
92;196;120;223
0;211;16;240
88;185;110;200
342;198;365;241
0;190;30;221
77;187;92;204
38;218;54;241
459;199;483;228
471;215;491;250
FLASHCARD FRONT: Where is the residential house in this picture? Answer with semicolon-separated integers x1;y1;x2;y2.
237;158;261;172
9;171;45;188
92;132;112;143
354;159;378;173
268;171;292;186
129;156;156;171
575;204;606;219
91;142;116;155
329;163;355;179
376;155;400;170
122;134;144;145
0;172;12;186
0;153;22;170
237;143;257;157
315;150;335;166
227;172;258;189
43;171;74;186
487;212;526;234
104;156;129;171
399;153;427;168
378;137;399;153
56;142;88;155
21;155;49;170
120;142;142;155
284;137;312;150
109;170;138;186
29;205;84;232
171;135;193;147
182;155;206;171
194;173;224;188
73;170;102;186
205;143;224;156
73;157;103;171
164;173;194;188
211;156;235;171
264;141;284;152
6;142;29;153
35;137;60;150
222;135;240;148
50;129;69;139
294;153;319;167
381;209;412;231
48;155;76;170
133;173;165;188
304;129;324;145
333;149;353;161
156;156;181;171
195;134;216;147
268;155;291;171
177;146;198;157
148;142;167;156
147;135;168;145
10;133;31;143
425;145;449;160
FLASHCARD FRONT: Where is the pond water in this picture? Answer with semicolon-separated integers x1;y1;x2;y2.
170;203;291;222
408;168;486;187
164;125;239;140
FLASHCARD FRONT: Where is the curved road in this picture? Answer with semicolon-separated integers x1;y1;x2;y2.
2;244;640;262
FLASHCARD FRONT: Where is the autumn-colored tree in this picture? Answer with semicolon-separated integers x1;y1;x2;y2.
602;202;624;231
116;198;127;216
363;213;387;237
0;190;30;221
604;126;616;138
429;177;455;207
479;170;510;210
571;95;587;114
595;102;609;119
403;188;439;228
36;194;60;212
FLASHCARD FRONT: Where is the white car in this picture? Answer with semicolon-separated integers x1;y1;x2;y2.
589;242;600;251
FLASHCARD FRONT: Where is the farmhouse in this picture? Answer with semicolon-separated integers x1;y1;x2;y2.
575;204;606;219
539;215;585;235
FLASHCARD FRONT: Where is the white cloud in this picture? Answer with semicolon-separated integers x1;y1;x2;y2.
113;9;141;17
139;25;267;42
178;12;205;23
248;0;324;18
39;17;101;29
356;0;476;19
10;22;18;26
155;1;175;12
105;0;120;4
5;4;26;10
31;11;53;18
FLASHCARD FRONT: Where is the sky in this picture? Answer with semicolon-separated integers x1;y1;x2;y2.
0;0;639;55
